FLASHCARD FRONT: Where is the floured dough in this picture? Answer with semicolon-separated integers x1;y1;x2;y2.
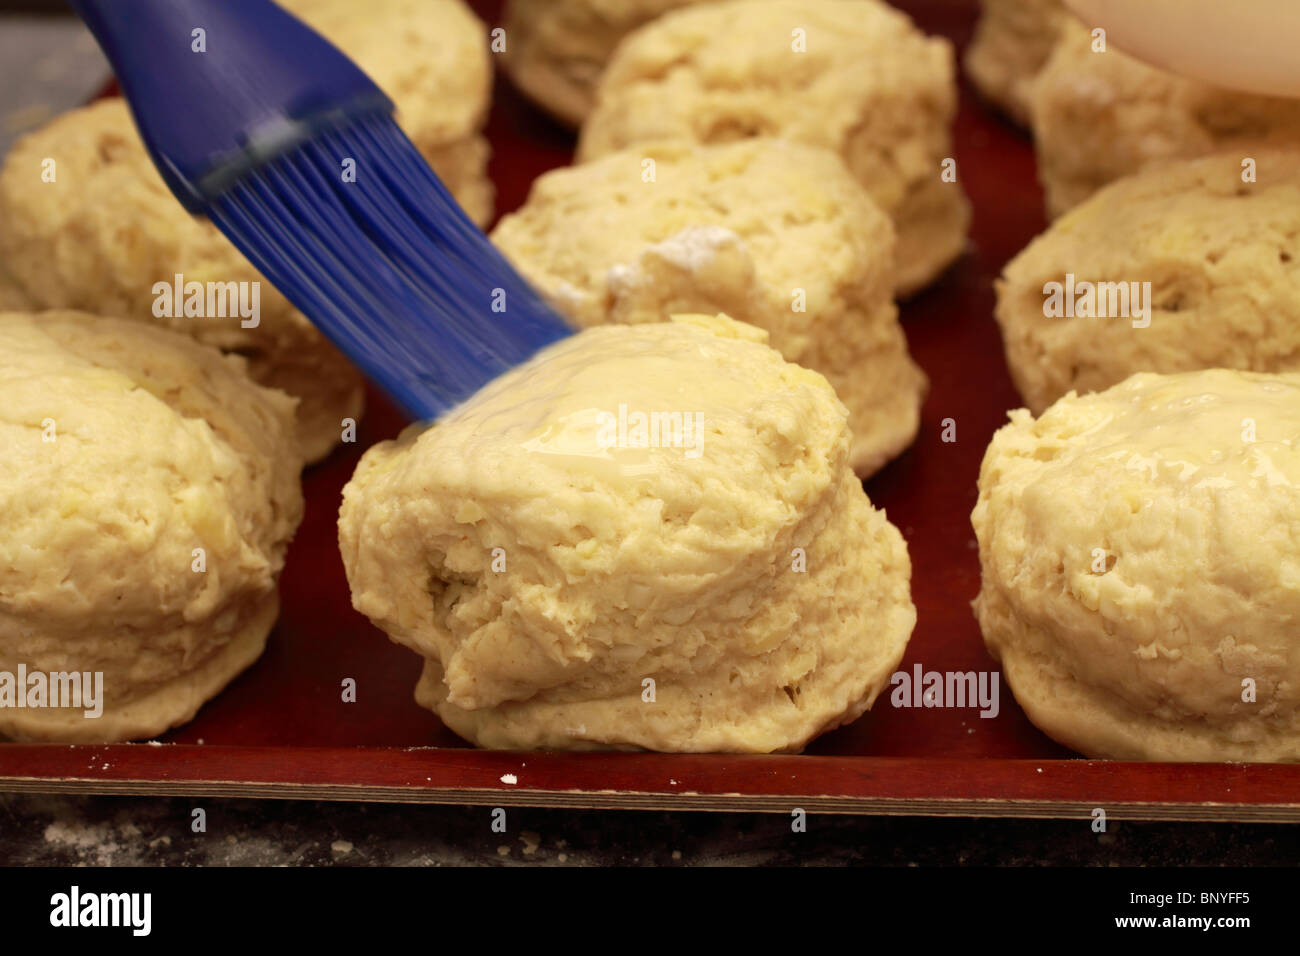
501;0;716;127
576;0;970;296
996;149;1300;414
0;312;303;743
276;0;494;225
339;314;916;752
964;0;1066;126
0;100;363;464
1031;19;1300;217
974;369;1300;762
491;138;926;475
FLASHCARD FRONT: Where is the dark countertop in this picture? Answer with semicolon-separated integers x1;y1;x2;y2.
4;792;1298;866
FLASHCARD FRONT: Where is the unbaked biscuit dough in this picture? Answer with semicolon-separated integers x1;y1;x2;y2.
996;149;1300;414
0;100;362;465
576;0;970;297
0;312;303;743
501;0;715;127
974;369;1300;762
491;139;926;476
276;0;494;226
1031;19;1300;217
964;0;1066;126
339;314;916;753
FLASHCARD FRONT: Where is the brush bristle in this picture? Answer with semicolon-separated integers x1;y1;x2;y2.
206;114;572;421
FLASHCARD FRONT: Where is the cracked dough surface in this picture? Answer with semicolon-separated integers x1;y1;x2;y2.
501;0;717;127
339;314;915;752
576;0;969;296
997;149;1300;414
973;369;1300;761
0;312;303;743
491;138;926;475
1031;19;1300;217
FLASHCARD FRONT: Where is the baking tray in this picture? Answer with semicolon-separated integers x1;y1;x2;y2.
3;0;1299;821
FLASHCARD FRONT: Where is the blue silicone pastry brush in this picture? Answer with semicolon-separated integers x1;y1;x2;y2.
68;0;572;420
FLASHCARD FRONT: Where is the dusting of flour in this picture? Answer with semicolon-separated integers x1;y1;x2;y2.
607;225;743;288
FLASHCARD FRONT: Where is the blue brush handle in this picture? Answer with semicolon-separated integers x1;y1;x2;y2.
68;0;392;211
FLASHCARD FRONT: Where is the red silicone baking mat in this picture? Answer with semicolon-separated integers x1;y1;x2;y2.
3;0;1298;820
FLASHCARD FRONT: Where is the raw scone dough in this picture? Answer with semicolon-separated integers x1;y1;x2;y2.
501;0;715;127
276;0;494;226
974;369;1300;762
491;139;926;475
964;0;1066;126
339;314;916;752
0;100;362;465
576;0;970;296
1032;19;1300;217
996;149;1300;414
0;312;303;743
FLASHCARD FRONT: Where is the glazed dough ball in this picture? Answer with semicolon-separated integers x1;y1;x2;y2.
501;0;716;127
964;0;1066;126
974;369;1300;762
0;312;303;743
996;149;1300;414
491;139;926;475
339;314;915;753
276;0;494;226
1032;20;1300;217
576;0;970;297
0;100;362;464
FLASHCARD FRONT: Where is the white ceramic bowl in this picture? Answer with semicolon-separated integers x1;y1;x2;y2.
1065;0;1300;98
